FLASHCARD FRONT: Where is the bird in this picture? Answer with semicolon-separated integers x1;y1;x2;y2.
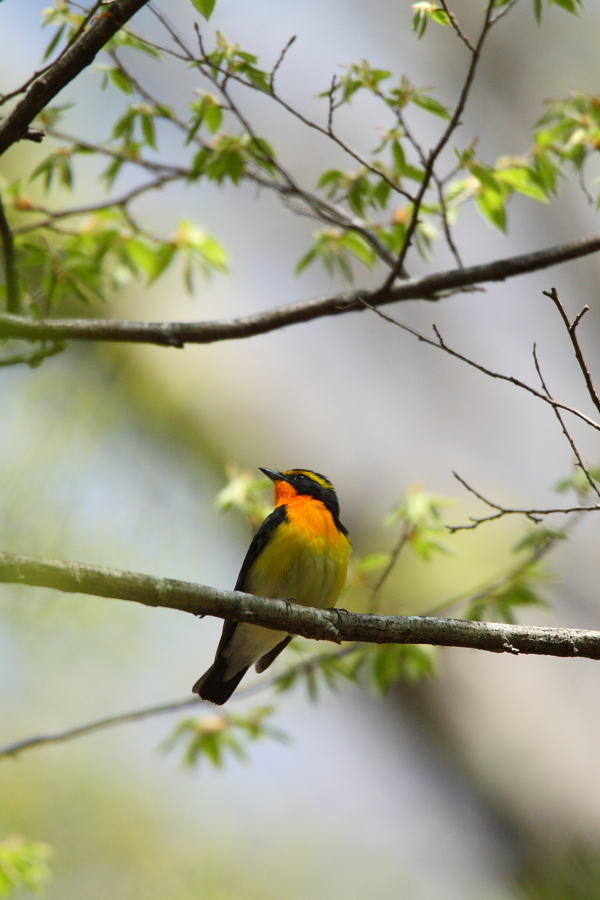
193;467;351;705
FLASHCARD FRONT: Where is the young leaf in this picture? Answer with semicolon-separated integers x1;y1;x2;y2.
190;0;217;20
162;707;288;769
215;464;272;529
108;67;134;94
411;92;451;120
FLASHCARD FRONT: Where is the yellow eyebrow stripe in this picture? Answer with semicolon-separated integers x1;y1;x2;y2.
283;469;334;490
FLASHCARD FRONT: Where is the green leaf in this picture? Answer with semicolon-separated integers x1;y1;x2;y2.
466;566;549;624
495;166;549;202
411;92;451;120
172;220;228;274
532;150;558;194
162;706;287;769
107;30;161;58
190;0;217;20
123;239;157;278
149;243;176;282
475;189;507;231
43;23;65;61
514;526;567;552
108;67;134;94
339;231;376;267
204;103;223;134
316;169;344;191
354;552;392;573
555;464;600;496
372;644;435;693
101;157;124;190
386;485;452;561
0;835;52;896
411;2;450;38
391;142;425;182
549;0;581;13
294;245;318;275
140;114;156;149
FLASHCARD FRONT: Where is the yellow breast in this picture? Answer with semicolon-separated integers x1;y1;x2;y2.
247;496;350;610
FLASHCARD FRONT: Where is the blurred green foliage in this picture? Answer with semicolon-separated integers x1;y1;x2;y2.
0;835;52;897
519;844;600;899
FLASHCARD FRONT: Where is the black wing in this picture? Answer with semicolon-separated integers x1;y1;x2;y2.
234;504;287;592
213;504;287;660
193;505;289;704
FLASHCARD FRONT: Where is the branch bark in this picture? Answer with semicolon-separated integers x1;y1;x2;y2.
0;0;151;157
1;550;600;660
0;234;599;346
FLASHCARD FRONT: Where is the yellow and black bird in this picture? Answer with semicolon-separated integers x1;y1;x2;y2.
193;468;351;705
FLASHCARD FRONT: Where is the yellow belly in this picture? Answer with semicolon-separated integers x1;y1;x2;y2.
222;501;350;678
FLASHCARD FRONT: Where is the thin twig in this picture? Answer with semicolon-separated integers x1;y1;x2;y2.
489;0;521;25
544;287;600;417
270;35;296;90
382;0;498;288
11;175;182;235
357;296;600;434
107;39;396;268
433;171;463;267
0;341;65;369
368;523;411;614
187;22;416;203
449;471;599;530
0;697;203;760
0;641;360;762
438;0;477;52
427;512;580;617
189;30;399;267
532;342;600;499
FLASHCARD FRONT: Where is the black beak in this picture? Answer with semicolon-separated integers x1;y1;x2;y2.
259;467;288;483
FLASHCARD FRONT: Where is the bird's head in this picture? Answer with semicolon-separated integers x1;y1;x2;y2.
259;467;341;517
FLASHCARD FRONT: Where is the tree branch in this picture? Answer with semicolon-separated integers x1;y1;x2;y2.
0;234;599;346
383;0;496;287
532;342;600;499
1;550;600;660
0;696;202;760
0;341;65;369
0;0;151;157
0;642;356;761
0;191;19;312
544;287;600;417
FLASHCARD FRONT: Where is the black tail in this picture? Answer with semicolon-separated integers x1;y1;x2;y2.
192;658;249;705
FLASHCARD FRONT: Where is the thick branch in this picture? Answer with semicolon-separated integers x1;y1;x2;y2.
0;0;151;157
1;550;600;660
0;234;599;346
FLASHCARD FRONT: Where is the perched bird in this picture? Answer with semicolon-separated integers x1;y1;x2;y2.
193;467;351;705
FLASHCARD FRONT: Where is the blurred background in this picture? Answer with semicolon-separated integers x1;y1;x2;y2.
2;0;600;897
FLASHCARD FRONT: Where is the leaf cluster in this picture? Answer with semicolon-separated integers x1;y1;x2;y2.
215;465;273;531
162;706;288;768
0;835;52;897
386;484;452;561
2;0;595;328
